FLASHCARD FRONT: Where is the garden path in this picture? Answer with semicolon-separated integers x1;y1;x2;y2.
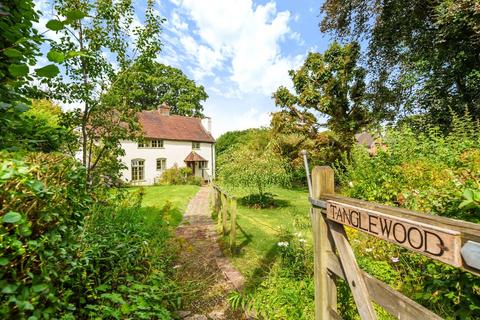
174;186;244;320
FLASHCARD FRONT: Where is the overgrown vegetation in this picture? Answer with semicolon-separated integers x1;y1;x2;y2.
225;117;480;319
0;153;198;318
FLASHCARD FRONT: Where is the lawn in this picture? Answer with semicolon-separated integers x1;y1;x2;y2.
216;186;311;277
133;185;200;227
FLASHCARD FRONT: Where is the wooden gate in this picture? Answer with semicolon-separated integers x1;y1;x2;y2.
309;166;480;320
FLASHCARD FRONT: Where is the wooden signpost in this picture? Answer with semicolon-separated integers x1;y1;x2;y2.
326;201;462;267
307;165;480;320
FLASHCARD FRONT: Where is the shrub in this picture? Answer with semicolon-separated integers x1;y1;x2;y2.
158;165;201;185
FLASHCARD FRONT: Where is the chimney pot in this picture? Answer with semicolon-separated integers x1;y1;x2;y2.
157;102;170;116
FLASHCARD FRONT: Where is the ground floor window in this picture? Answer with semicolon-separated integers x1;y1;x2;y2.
131;159;145;181
156;158;166;171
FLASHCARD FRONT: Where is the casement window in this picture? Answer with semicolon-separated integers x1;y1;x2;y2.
138;140;163;148
192;142;200;149
199;161;208;169
131;159;145;181
156;158;166;171
151;140;164;148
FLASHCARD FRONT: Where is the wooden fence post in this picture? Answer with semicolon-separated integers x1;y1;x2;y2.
311;166;337;320
230;198;237;253
221;193;228;235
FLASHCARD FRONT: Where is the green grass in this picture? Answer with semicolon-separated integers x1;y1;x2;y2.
217;186;311;277
133;185;200;227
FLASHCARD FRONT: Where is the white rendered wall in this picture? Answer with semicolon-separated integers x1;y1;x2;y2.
119;140;215;185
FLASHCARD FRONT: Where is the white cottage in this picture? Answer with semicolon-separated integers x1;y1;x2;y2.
119;104;215;185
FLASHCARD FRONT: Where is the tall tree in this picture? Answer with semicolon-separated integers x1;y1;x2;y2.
44;0;163;185
274;42;386;152
108;61;207;116
320;0;480;128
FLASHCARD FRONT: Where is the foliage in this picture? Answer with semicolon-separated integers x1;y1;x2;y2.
0;100;70;152
45;0;164;186
158;165;202;186
0;152;90;318
0;153;188;318
108;60;208;116
239;192;289;209
270;109;340;185
320;0;480;129
336;115;480;318
337;114;480;222
274;42;392;152
215;128;270;158
78;203;181;319
0;1;62;151
218;142;290;197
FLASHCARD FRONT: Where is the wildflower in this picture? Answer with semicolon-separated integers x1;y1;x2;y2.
348;181;354;187
277;241;289;247
366;248;373;253
391;257;399;263
299;239;307;243
295;232;303;238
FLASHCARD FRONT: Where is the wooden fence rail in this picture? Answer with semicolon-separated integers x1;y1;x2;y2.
310;166;480;320
211;184;237;252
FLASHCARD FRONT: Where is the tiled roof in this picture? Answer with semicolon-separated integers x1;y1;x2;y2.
138;110;215;143
184;151;207;162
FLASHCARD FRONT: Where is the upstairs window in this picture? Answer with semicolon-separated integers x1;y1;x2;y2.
151;140;164;148
131;159;145;181
156;158;166;171
138;140;163;148
192;142;201;149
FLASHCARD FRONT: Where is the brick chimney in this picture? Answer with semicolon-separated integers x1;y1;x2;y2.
157;102;170;116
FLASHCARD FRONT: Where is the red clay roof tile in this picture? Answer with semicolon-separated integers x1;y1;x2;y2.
138;110;215;143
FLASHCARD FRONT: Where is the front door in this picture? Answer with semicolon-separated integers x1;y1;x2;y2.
187;161;195;175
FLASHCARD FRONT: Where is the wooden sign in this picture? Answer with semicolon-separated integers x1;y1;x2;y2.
326;200;463;267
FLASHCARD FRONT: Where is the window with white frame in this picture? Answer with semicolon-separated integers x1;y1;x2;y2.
138;141;147;148
192;141;200;149
151;139;164;148
131;159;145;181
199;161;208;169
156;158;166;171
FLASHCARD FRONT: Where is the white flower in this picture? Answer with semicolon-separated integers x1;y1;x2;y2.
391;257;399;263
295;232;303;238
366;248;373;253
348;181;354;187
277;241;289;247
299;239;307;243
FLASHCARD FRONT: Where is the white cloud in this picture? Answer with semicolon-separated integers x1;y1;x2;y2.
205;103;271;137
168;0;304;95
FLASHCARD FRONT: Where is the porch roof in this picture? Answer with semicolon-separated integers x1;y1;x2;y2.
184;151;207;162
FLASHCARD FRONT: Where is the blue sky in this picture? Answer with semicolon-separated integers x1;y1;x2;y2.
35;0;332;137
